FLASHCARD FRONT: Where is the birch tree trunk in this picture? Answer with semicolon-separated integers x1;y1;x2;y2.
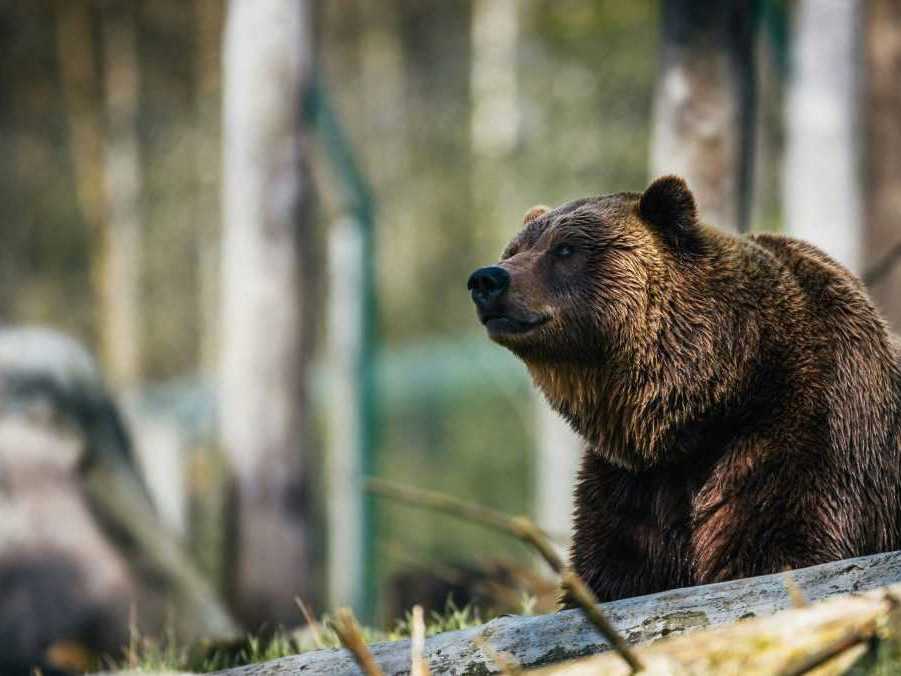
470;0;581;550
784;0;862;273
220;0;317;628
864;0;901;328
534;396;579;557
470;0;519;158
650;0;756;233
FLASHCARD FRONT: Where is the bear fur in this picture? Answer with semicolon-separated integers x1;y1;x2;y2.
468;176;901;603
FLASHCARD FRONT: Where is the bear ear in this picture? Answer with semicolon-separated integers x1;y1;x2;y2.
638;176;700;251
523;204;551;225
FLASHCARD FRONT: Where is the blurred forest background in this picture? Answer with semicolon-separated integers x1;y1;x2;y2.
1;0;901;670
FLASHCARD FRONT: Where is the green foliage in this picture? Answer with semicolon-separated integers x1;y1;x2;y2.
117;621;185;673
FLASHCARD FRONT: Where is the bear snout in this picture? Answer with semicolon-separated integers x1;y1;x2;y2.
467;266;510;309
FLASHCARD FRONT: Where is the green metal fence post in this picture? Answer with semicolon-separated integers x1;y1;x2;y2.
306;74;378;622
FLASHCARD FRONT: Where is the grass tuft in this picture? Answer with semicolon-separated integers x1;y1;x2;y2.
111;598;487;673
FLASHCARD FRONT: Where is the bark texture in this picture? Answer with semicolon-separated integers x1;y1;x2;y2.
784;0;862;272
650;0;756;233
864;0;901;329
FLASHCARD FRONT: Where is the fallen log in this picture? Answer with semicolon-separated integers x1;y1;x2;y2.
214;549;901;675
532;581;899;675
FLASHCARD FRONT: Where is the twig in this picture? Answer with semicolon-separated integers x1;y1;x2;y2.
473;634;522;675
367;477;642;673
863;240;901;287
515;519;644;673
295;597;326;650
366;478;568;545
332;608;384;676
561;571;644;673
509;516;565;573
410;605;430;676
367;478;539;535
778;623;877;676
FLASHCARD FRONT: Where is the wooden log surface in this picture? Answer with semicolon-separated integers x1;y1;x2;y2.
214;549;901;675
534;581;896;675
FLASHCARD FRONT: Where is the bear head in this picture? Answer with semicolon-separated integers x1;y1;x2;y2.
468;176;708;468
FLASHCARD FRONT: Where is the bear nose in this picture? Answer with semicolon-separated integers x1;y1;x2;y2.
467;266;510;305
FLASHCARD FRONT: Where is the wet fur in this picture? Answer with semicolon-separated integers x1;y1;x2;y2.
479;177;901;603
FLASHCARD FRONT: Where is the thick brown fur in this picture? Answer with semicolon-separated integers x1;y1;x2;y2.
470;176;901;604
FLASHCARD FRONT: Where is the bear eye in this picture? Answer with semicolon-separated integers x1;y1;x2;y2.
553;243;575;258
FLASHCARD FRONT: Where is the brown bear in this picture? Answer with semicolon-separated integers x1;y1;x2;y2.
468;175;901;603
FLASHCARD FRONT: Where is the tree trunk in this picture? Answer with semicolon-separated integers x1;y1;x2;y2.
470;0;519;158
56;0;104;241
469;0;578;556
783;0;862;273
99;1;144;386
863;0;901;328
193;0;225;374
534;396;579;556
650;0;756;233
59;0;144;386
220;0;317;628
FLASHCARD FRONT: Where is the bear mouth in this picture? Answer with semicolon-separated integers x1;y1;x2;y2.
481;313;548;336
